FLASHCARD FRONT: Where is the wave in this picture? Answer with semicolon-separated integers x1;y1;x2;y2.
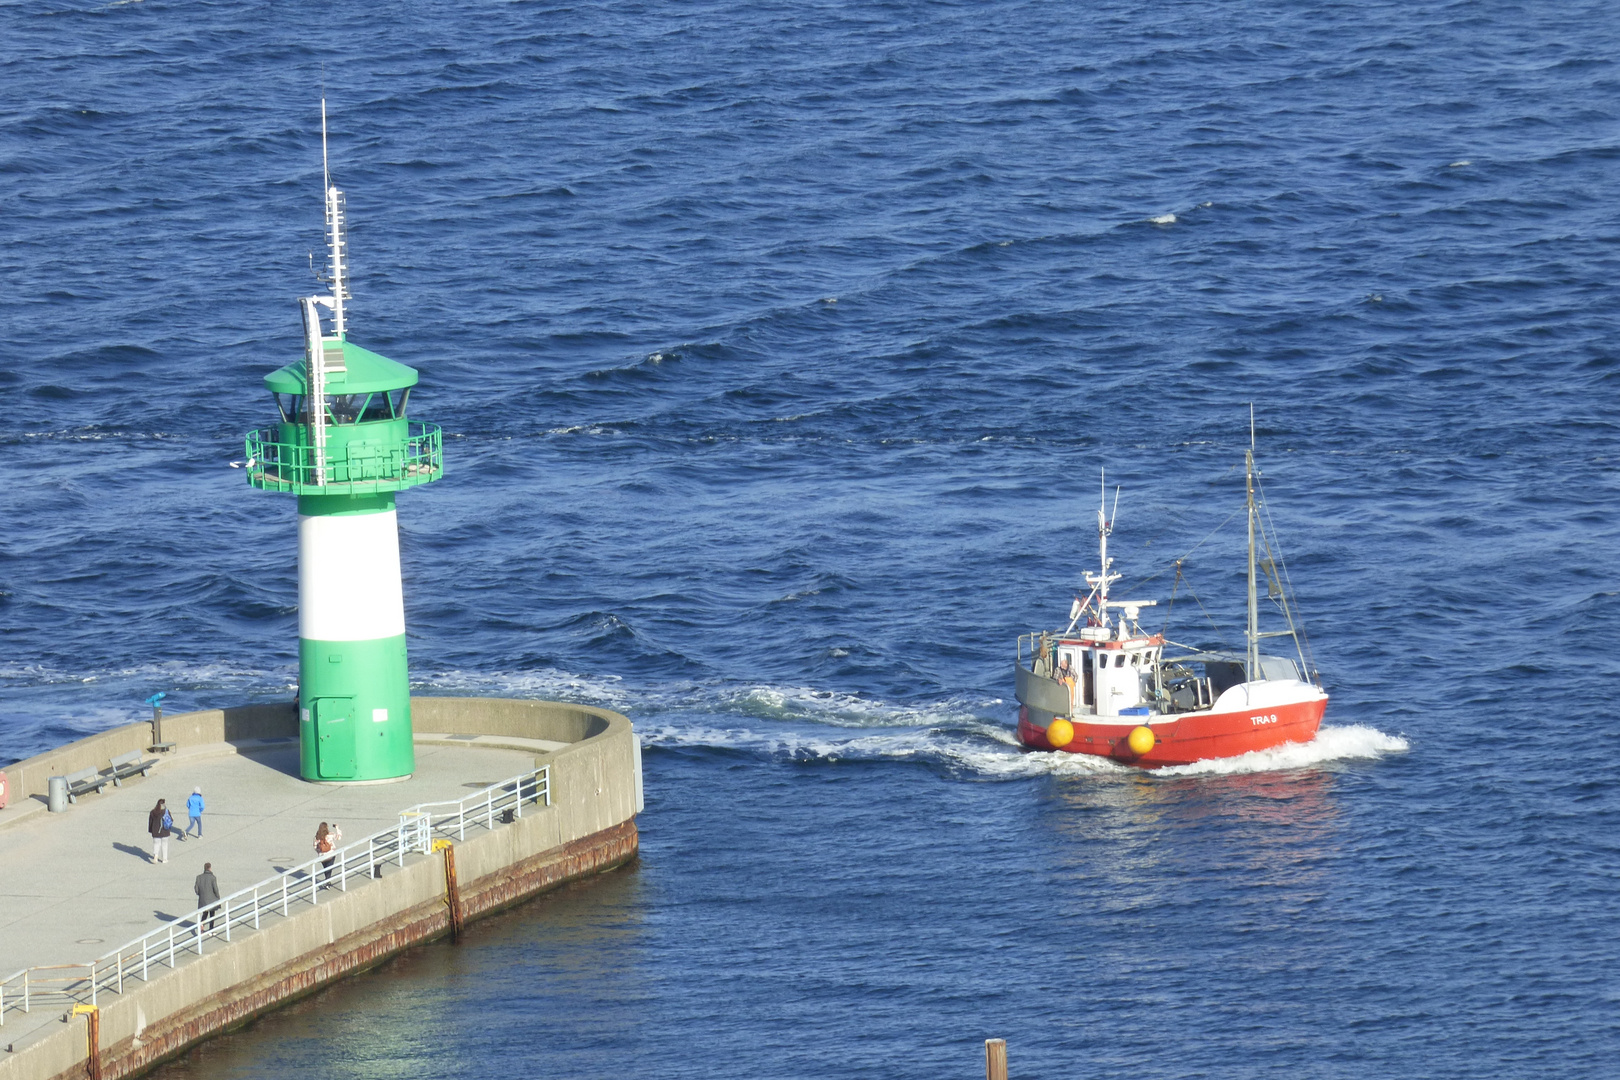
0;659;293;691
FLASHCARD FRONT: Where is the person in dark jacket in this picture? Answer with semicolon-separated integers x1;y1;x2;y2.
194;862;221;931
148;799;172;864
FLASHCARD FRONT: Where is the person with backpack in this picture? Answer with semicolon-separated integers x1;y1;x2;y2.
315;822;337;883
148;799;173;863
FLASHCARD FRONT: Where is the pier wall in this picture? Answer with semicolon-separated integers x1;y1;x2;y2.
0;697;640;1080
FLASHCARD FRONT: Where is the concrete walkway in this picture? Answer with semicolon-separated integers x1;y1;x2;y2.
0;738;536;980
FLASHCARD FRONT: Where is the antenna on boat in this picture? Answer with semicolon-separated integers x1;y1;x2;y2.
1097;469;1111;621
1081;469;1125;630
1246;407;1260;681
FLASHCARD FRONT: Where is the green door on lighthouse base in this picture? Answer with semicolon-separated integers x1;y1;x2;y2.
313;697;357;779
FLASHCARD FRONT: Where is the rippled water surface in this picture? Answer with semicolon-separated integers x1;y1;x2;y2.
4;2;1619;1077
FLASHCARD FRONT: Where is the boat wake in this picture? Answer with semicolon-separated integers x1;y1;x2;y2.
322;666;1416;780
635;714;1407;781
3;660;1409;781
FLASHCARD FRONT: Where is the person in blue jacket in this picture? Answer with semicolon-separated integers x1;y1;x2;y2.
186;787;204;838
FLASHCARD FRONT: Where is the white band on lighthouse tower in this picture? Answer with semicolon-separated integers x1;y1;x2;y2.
298;510;406;642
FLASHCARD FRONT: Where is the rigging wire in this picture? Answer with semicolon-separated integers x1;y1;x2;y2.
1255;472;1321;683
1162;559;1183;624
1121;506;1243;596
1186;580;1230;649
1160;560;1230;649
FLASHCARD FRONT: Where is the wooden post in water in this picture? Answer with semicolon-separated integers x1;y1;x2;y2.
433;839;465;941
985;1038;1007;1080
72;1005;101;1080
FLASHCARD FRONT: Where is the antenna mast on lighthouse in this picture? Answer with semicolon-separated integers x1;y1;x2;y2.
303;97;352;488
319;97;349;340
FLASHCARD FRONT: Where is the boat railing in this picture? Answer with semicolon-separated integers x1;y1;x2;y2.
1017;632;1060;675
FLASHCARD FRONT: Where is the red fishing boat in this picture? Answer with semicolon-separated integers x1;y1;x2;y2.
1014;433;1327;767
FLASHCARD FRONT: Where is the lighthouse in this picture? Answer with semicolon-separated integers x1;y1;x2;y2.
245;105;443;783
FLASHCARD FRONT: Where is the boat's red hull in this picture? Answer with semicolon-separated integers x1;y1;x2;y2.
1017;696;1326;768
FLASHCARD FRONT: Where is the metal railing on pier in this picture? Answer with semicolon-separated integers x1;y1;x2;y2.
0;765;549;1025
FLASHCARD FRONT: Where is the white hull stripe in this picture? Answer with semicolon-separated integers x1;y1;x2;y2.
298;509;407;641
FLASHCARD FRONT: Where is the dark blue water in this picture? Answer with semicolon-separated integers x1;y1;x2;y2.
4;1;1619;1076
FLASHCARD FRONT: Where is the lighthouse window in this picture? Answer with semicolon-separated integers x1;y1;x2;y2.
357;394;394;423
326;395;362;423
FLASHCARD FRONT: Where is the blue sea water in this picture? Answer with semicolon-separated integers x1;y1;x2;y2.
4;0;1620;1076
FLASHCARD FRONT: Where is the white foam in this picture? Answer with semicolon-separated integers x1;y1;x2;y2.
412;670;992;729
415;667;634;710
716;684;997;728
636;717;1092;779
0;659;292;689
1150;213;1177;225
1153;724;1409;777
540;424;623;436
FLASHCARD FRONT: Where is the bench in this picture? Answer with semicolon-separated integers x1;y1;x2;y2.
65;767;110;803
109;749;158;786
62;752;160;804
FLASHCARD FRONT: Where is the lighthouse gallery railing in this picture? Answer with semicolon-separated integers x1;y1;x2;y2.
0;765;548;1023
244;420;442;494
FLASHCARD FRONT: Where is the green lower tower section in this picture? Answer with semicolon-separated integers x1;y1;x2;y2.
298;634;414;781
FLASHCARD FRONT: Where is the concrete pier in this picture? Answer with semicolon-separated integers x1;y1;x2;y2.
0;697;641;1080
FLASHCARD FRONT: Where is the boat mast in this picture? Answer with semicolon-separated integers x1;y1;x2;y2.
1097;470;1110;620
1246;407;1259;681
